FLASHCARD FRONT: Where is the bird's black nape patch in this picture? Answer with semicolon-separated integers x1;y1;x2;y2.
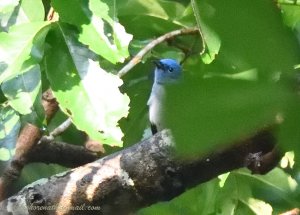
151;124;158;134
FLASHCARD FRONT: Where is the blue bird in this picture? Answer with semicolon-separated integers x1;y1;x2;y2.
147;59;182;134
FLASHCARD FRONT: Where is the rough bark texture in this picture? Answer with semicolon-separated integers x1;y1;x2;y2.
0;124;42;201
0;128;278;215
27;140;98;168
0;89;59;201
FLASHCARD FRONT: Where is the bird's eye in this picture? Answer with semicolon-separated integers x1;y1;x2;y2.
168;67;174;73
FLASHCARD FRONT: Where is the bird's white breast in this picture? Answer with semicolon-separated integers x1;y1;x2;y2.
147;83;166;131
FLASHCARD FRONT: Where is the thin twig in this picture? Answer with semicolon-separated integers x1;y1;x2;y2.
117;27;199;77
40;118;73;143
47;7;59;22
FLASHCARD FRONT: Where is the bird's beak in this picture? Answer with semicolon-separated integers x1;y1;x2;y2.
153;60;163;69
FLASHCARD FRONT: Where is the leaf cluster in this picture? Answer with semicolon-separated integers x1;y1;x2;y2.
0;0;300;214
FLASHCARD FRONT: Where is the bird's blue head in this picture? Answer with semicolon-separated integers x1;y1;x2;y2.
154;59;182;84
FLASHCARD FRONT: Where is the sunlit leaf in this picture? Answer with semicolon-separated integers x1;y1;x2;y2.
218;172;230;188
1;62;41;115
191;0;221;64
0;0;45;31
51;0;132;64
0;0;19;12
0;0;19;31
237;168;298;194
0;22;49;116
45;23;129;146
139;172;274;215
278;2;300;29
0;22;50;84
241;198;273;215
280;152;295;169
198;23;221;64
0;147;12;161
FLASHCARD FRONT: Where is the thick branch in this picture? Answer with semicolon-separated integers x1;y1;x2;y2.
0;89;59;201
0;128;279;215
0;124;41;201
27;140;98;167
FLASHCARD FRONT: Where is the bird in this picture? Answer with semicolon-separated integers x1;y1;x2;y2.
147;59;182;134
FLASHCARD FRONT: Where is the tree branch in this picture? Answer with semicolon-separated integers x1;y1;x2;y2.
0;89;101;201
117;27;199;77
39;118;72;143
279;208;300;215
41;89;59;124
0;89;59;201
0;124;41;201
0;128;279;215
27;140;98;167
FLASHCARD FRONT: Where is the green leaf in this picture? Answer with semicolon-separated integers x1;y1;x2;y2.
45;23;130;146
164;79;290;156
216;173;250;215
237;169;297;194
193;0;300;75
0;22;50;116
0;0;45;31
218;172;230;188
0;22;50;84
138;180;221;215
139;173;274;215
216;172;275;215
116;0;187;22
18;0;45;23
199;23;221;64
0;105;20;151
278;100;300;164
0;0;19;12
119;62;153;147
51;0;132;64
191;0;221;64
0;0;19;31
117;0;193;39
242;198;272;215
1;62;41;115
278;3;300;29
280;151;295;169
0;147;13;161
236;168;299;210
